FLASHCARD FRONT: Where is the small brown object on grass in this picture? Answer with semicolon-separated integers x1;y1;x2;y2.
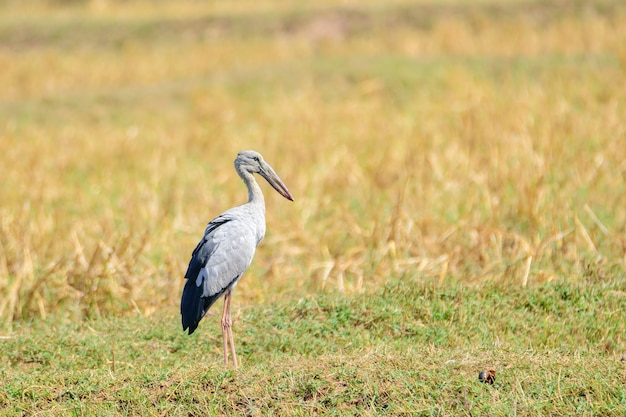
478;369;496;384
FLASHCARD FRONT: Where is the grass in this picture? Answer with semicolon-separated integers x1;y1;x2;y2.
1;0;626;414
2;279;625;415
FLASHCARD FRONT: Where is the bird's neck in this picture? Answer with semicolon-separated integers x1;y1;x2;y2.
241;171;265;206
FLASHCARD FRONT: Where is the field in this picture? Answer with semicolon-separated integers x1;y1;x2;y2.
1;0;626;415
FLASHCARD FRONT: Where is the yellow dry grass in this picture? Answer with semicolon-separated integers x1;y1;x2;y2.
1;0;625;328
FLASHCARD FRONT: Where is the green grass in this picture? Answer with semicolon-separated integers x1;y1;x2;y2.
2;277;625;415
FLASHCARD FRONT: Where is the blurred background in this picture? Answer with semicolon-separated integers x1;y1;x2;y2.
1;0;625;327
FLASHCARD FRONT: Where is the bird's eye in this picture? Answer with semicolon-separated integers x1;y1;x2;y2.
253;156;260;162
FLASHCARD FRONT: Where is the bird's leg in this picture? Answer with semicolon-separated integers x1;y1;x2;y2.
221;292;231;366
226;303;238;369
221;291;238;368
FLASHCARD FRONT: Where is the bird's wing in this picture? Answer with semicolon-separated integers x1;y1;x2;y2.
181;212;258;334
183;214;232;280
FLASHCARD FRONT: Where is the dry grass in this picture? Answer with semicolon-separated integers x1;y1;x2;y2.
1;0;625;328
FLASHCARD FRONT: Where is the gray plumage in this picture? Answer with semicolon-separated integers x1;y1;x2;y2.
180;209;259;334
180;150;294;367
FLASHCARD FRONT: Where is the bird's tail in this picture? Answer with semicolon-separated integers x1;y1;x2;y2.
181;277;228;335
180;278;206;335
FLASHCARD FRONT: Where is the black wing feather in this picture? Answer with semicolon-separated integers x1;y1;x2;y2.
181;216;233;334
181;272;241;334
184;216;231;279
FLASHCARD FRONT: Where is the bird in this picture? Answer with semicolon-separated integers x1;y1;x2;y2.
180;150;294;368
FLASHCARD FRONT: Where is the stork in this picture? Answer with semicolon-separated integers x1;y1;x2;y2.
180;150;294;368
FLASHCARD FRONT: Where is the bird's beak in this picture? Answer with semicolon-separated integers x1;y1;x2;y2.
261;163;294;201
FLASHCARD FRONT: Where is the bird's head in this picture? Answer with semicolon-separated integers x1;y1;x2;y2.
235;150;294;201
